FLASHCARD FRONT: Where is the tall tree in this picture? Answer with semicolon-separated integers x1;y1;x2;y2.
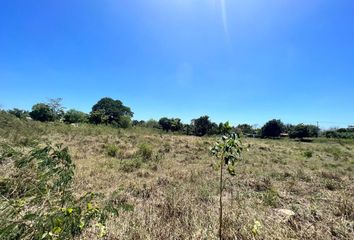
47;98;65;120
261;119;284;138
90;97;133;125
30;103;55;122
193;116;213;136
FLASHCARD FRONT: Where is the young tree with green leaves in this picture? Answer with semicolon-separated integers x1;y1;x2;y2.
210;122;245;239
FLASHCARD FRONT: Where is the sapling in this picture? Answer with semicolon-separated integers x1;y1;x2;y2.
210;122;244;239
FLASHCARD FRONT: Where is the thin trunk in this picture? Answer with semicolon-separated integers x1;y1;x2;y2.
219;153;224;240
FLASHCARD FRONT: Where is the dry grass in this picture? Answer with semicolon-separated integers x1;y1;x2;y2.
1;117;353;239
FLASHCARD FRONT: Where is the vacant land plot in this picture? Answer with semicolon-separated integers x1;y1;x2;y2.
1;115;353;239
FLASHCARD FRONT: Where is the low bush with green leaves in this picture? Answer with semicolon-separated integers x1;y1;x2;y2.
105;144;120;158
0;144;121;239
303;150;313;158
120;158;143;172
137;143;153;161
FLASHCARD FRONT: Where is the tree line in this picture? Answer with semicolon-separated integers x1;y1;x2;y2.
3;97;353;139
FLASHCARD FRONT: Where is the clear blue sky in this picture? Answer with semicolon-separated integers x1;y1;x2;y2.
1;0;353;128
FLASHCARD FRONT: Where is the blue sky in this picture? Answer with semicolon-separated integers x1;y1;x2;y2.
0;0;353;128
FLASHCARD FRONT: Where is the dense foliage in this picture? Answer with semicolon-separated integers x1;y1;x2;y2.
158;117;183;132
0;144;110;239
63;109;88;123
0;145;127;239
193;115;213;136
261;119;284;138
90;97;133;127
7;108;29;119
288;124;319;139
4;97;354;139
30;103;55;122
236;124;254;136
323;127;354;139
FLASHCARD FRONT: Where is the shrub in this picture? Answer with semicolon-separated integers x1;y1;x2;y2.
137;143;153;161
106;144;120;157
63;109;88;123
262;188;279;207
120;158;143;172
29;103;55;122
236;124;254;135
0;144;112;239
116;115;132;129
303;150;313;158
7;108;29;119
289;124;319;139
145;119;159;128
325;179;342;191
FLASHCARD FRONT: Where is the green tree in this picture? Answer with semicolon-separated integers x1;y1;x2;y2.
145;119;159;128
159;117;172;132
289;124;309;139
29;103;55;122
89;109;107;124
208;122;220;135
116;115;132;128
182;123;195;135
63;109;88;123
210;122;244;239
193;116;212;136
90;97;133;125
261;119;284;138
289;124;319;139
170;118;183;132
307;125;320;137
236;124;254;135
47;98;65;120
7;108;29;119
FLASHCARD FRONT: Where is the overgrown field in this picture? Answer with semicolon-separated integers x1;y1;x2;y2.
1;113;353;239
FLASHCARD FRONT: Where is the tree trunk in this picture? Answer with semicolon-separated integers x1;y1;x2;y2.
219;154;224;240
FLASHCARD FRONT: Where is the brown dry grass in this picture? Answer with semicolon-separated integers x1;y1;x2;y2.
1;117;353;239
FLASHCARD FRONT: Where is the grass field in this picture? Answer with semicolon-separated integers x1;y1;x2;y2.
1;113;353;239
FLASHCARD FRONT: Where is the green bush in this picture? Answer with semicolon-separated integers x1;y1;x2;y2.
303;150;313;158
289;124;319;139
0;144;114;239
106;144;120;157
116;115;132;129
7;108;29;119
30;103;55;122
64;109;88;123
137;143;153;161
262;188;279;207
120;158;142;172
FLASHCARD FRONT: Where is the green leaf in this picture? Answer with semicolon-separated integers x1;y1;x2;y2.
52;226;62;234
